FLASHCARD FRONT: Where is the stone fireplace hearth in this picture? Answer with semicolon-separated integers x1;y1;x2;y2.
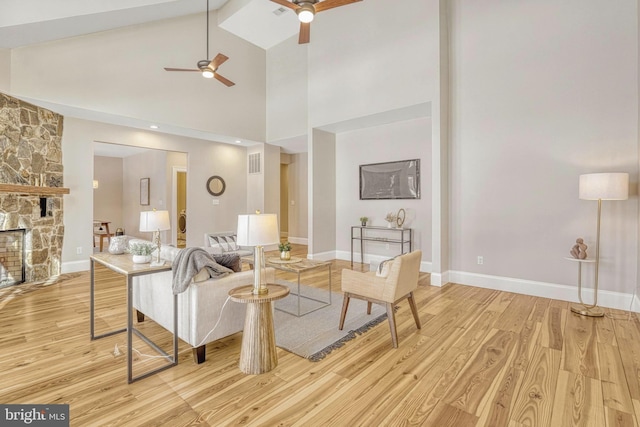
0;93;65;284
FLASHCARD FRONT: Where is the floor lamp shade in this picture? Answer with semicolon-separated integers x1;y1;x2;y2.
572;172;628;317
579;173;629;200
237;213;279;295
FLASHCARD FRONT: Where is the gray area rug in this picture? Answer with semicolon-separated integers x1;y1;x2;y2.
273;280;387;361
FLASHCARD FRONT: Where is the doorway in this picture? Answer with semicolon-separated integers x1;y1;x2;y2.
173;167;187;248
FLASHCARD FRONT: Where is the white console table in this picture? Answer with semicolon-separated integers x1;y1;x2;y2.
351;226;413;267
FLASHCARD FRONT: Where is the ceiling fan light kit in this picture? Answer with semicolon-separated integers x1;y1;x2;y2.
202;69;214;78
296;3;315;23
270;0;363;44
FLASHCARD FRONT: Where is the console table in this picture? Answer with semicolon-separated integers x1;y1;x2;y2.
90;253;176;383
351;226;413;267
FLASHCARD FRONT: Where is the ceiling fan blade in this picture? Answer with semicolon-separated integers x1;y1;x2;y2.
164;67;200;72
214;73;235;87
298;22;310;44
315;0;362;13
270;0;299;10
210;53;229;70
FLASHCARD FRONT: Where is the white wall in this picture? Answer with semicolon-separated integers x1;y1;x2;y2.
287;153;308;242
308;0;437;128
309;129;336;257
266;36;307;142
335;117;432;266
10;11;266;142
122;149;168;242
448;0;638;304
93;156;123;230
61;117;247;272
0;48;10;92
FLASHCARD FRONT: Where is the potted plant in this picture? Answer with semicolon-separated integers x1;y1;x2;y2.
129;242;155;264
359;216;368;227
278;241;292;261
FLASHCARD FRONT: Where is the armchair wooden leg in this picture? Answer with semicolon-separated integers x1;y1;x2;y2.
407;292;421;329
193;345;206;364
136;310;145;323
339;294;350;330
367;302;372;315
386;302;398;348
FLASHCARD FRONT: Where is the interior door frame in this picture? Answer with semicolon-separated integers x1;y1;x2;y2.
171;166;187;246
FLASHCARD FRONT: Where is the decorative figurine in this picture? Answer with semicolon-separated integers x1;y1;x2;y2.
570;238;588;260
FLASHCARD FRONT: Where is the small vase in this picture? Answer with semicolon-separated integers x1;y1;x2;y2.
361;221;367;227
280;251;291;261
132;254;151;264
387;222;393;228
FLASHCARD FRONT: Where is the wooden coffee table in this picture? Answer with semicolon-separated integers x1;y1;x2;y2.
228;284;289;374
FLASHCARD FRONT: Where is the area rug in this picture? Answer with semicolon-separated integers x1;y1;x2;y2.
273;280;387;361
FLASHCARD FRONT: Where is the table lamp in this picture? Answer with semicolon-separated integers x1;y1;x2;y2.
574;172;629;317
140;209;171;267
237;212;279;295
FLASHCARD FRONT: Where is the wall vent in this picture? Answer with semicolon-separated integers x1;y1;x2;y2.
248;153;261;174
273;7;288;16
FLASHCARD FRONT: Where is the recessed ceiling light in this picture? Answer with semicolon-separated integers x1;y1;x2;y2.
149;125;158;129
235;140;242;144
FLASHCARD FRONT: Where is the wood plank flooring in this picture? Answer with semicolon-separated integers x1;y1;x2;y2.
1;244;639;426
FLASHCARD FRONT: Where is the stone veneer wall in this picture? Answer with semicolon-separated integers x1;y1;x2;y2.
0;92;65;283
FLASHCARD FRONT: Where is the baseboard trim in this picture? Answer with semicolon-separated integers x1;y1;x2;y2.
62;260;89;274
449;270;636;312
632;291;640;313
288;237;308;245
308;251;336;261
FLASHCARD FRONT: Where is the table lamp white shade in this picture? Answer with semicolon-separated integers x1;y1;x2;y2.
236;214;279;246
579;173;629;200
139;210;171;232
237;213;279;295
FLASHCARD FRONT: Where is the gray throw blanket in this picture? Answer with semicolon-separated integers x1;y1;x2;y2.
172;247;234;294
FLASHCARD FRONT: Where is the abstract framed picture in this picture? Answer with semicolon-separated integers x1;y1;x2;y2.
140;178;150;205
359;159;420;200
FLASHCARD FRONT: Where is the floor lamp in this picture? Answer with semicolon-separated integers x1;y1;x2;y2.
236;212;279;295
572;172;629;317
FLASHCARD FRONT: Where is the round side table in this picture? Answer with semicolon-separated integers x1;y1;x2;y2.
228;284;290;374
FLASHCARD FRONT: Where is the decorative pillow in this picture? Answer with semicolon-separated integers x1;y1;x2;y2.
208;235;240;253
108;236;128;255
212;253;242;272
376;258;395;278
222;235;240;251
207;236;224;255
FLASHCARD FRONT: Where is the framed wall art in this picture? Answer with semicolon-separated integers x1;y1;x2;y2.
140;178;150;205
359;159;420;200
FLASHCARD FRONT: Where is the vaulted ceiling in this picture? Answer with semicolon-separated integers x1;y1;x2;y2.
0;0;301;50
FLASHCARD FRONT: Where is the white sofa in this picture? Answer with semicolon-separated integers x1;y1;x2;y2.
203;231;253;257
129;239;274;364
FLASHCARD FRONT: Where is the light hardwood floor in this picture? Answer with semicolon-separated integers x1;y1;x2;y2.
1;244;639;426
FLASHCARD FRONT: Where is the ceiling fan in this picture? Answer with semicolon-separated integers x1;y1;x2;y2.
270;0;363;44
164;0;235;87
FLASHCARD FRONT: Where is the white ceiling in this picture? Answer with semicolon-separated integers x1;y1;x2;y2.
1;0;311;153
1;0;419;155
0;0;298;50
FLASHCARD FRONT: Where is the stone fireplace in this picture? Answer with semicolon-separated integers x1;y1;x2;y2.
0;93;65;284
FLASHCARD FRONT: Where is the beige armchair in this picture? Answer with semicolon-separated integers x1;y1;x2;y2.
339;250;422;348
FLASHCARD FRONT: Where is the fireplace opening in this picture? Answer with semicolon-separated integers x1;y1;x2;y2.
0;229;26;288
